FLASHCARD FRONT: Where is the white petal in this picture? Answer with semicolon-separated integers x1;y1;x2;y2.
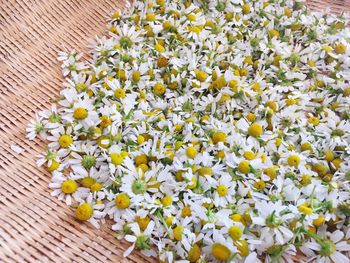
125;235;137;243
330;252;350;263
11;144;24;154
244;252;261;263
123;244;135;257
331;230;344;243
144;220;155;235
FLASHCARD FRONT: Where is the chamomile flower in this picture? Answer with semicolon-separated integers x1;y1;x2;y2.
251;200;294;245
57;49;87;76
209;173;236;207
75;194;106;228
123;220;157;258
49;173;89;205
300;230;350;263
112;24;144;49
26;114;45;140
202;229;238;262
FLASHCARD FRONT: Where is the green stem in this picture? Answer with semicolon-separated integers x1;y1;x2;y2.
156;209;171;236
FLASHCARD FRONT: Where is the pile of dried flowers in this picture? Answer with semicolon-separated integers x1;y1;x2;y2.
28;0;350;262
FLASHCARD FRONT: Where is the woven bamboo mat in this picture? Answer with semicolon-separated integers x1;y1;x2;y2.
0;0;349;262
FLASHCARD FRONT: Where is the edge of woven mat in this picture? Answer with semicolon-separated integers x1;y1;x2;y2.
0;0;153;262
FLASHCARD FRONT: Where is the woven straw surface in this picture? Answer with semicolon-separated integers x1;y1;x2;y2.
0;0;349;262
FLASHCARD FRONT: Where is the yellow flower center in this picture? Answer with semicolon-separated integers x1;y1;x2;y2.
242;3;251;14
243;151;255;160
213;76;227;90
165;216;174;226
115;193;130;209
212;132;227;144
312;163;328;176
274;138;282;147
334;43;346;54
188;244;201;262
332;158;342;170
324;150;334;162
48;160;60;171
155;43;165;53
307;60;316;68
195;70;208;82
154;83;166;96
174;124;183;132
229;79;239;92
313;215;325;227
97;135;110;148
248;123;263;137
132;71;141;82
148;177;160;190
187;13;196;22
228;225;243;241
137;164;149;173
230;213;243;223
110;153;124;165
73;107;88;120
157;56;168;68
269;29;280;38
135;154;148;166
322;45;332;53
188;26;202;34
112;11;120;19
287;155;301;167
236;240;249;257
90;182;103;192
198;166;213;177
114;88;126;99
308;117;319;126
136;135;145;145
225;12;234;21
61;179;78;194
284;7;292;17
219;93;231;103
156;0;165;6
264;166;278;180
59;134;73;148
217;185;228;197
181;206;192;217
301;142;313;152
175;170;184;182
254;180;266;190
216;150;225;159
81;177;96;188
136;216;150;231
173;225;183;241
251;82;261;92
146;13;156;21
298;203;313;215
163;21;172;30
76;202;93;221
343;87;350;97
238;160;250;174
100;115;111;128
212;243;231;261
161;195;173;207
266;101;278;112
246;112;256;122
75;83;88;91
300;174;311;186
186;146;197;159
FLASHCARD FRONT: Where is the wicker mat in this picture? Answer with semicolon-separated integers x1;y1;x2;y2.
0;0;349;262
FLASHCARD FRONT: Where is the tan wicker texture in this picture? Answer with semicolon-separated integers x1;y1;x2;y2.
0;0;349;262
